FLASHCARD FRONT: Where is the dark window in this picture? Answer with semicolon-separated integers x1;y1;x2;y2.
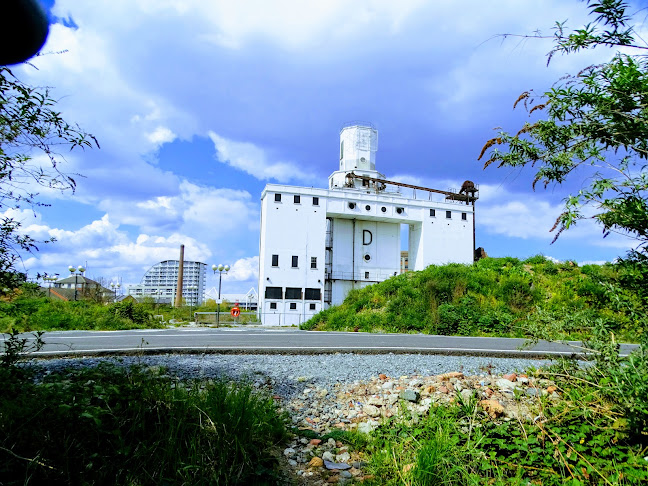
271;254;279;267
274;193;281;202
396;207;404;214
294;195;300;204
313;197;319;206
309;303;316;310
462;212;467;220
430;209;436;217
311;257;317;269
364;254;371;261
365;271;369;279
292;256;298;268
446;210;452;219
289;303;297;310
265;287;282;299
270;302;277;310
365;204;371;211
305;288;321;300
381;206;387;212
348;202;356;209
285;287;302;299
362;179;369;187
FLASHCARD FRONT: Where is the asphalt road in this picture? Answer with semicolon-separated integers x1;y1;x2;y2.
0;327;639;359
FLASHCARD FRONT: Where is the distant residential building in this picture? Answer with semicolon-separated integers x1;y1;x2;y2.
48;275;112;301
127;260;207;305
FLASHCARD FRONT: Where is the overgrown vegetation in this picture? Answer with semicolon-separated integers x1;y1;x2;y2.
0;334;290;485
354;363;648;485
0;290;163;333
302;255;644;342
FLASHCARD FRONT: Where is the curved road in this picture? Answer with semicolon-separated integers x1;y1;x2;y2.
1;327;638;359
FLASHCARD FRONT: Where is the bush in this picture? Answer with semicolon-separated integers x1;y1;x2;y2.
0;363;289;485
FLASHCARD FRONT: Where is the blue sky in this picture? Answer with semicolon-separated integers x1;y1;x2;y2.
8;0;647;294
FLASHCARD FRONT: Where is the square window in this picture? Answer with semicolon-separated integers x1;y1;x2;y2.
311;257;317;269
292;256;298;268
269;302;277;310
462;212;467;220
446;210;452;219
309;303;316;310
289;302;297;310
274;193;281;202
286;287;302;299
271;254;279;267
312;197;319;206
430;209;436;217
294;195;301;204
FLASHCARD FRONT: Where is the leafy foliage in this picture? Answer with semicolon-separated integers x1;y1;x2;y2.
480;1;648;247
302;256;642;342
0;363;289;485
0;67;98;275
0;290;163;333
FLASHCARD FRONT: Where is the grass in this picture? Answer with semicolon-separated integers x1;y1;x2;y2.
0;359;290;485
301;255;644;343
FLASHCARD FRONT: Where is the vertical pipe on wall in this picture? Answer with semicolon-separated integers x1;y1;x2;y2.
472;201;476;262
352;219;356;287
175;244;185;307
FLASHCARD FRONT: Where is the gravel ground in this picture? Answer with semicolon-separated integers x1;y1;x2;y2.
27;353;555;398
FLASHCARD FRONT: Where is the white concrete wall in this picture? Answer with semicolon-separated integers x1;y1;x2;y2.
259;187;327;325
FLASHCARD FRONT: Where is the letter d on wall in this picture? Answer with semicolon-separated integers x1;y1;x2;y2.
363;230;373;245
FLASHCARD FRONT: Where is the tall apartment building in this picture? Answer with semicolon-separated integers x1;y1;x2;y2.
258;123;478;326
127;260;207;305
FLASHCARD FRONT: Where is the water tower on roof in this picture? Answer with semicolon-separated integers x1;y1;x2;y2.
329;123;384;191
339;123;378;171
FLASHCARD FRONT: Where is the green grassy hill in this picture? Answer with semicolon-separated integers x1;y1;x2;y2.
301;256;643;342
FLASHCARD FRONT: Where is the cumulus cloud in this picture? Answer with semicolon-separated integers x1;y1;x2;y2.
227;256;259;282
208;132;313;183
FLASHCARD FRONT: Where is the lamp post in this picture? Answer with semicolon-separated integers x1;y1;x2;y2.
43;273;59;298
110;282;121;302
211;264;230;327
68;265;86;301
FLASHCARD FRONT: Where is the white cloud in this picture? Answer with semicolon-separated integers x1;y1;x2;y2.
147;126;177;146
208;131;313;183
227;256;259;282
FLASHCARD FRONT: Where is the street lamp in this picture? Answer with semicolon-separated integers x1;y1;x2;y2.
43;273;59;298
68;265;86;301
110;282;121;302
211;264;230;327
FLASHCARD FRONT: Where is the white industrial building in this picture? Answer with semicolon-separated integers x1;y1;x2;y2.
258;123;478;326
127;260;207;305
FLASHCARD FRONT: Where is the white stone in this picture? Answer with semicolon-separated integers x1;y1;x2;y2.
336;452;351;463
363;404;381;417
358;421;379;434
322;451;335;462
